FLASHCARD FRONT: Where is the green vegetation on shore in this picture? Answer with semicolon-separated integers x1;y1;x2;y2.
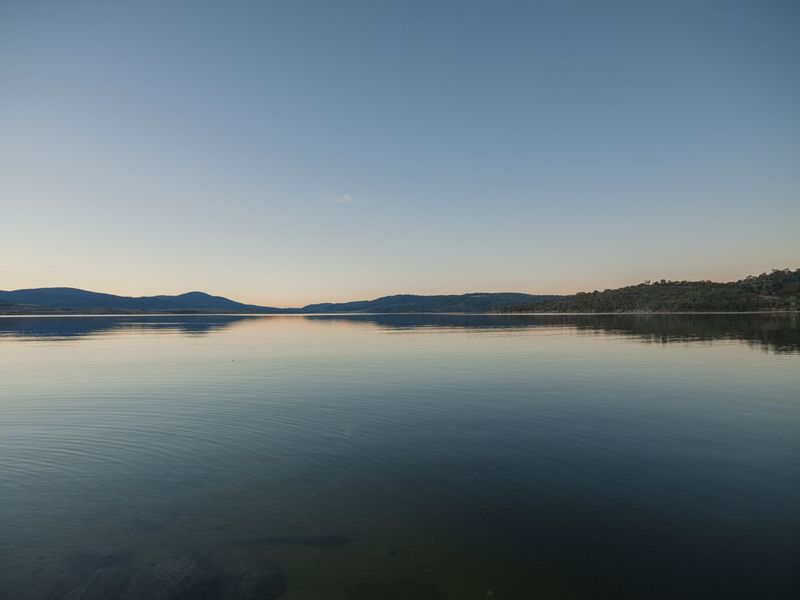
501;269;800;313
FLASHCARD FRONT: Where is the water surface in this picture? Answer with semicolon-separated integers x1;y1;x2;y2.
1;314;798;599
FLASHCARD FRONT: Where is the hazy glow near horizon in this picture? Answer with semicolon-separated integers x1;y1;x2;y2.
1;1;798;306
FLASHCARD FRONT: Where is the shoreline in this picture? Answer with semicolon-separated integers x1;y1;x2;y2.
1;310;798;318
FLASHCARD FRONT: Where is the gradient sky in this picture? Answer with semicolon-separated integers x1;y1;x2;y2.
1;0;798;306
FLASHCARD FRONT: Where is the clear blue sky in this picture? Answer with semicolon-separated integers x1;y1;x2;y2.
1;0;798;306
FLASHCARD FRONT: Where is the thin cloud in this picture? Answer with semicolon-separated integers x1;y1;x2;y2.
323;193;356;205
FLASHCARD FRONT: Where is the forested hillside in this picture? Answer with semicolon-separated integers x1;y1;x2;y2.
502;269;800;313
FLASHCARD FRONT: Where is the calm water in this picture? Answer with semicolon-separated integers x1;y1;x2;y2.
1;314;798;599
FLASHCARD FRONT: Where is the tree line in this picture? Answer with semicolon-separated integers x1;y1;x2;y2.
501;269;800;313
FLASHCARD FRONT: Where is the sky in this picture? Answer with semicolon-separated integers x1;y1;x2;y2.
1;0;798;307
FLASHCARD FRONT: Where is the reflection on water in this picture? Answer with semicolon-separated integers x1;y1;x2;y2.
0;315;251;340
3;313;798;354
308;313;800;354
0;315;798;599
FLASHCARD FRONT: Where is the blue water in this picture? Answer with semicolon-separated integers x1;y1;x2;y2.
0;314;798;599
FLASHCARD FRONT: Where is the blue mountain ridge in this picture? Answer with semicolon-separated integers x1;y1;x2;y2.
0;288;556;314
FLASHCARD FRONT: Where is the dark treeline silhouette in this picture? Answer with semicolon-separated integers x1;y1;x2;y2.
502;269;800;313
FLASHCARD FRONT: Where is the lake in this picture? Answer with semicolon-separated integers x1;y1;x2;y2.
0;314;798;599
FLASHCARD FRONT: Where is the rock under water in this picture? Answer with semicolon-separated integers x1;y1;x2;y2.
62;551;286;600
345;578;444;600
122;555;217;600
231;535;353;548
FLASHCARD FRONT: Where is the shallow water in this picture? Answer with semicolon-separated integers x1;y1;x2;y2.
1;314;798;599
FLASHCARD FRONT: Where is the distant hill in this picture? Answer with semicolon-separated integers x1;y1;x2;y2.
300;293;559;313
4;272;797;315
500;269;800;313
0;288;283;314
0;289;557;315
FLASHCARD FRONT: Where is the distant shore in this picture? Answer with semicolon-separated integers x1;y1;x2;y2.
1;310;798;317
2;269;797;315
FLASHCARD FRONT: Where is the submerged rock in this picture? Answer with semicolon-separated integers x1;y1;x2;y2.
223;569;285;600
61;567;130;600
62;549;287;600
122;555;217;600
232;535;352;548
218;547;285;600
89;549;132;570
345;578;443;600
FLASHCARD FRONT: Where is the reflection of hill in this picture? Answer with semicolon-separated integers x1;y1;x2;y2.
0;315;250;340
304;313;800;354
303;313;551;329
1;314;797;354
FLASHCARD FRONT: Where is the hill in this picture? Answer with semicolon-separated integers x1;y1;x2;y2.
500;269;800;313
0;289;556;315
3;272;797;315
0;288;282;314
300;293;559;313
